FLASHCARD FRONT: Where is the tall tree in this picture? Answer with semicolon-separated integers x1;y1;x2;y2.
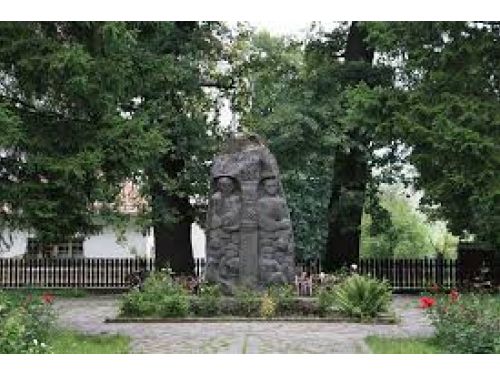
323;21;376;270
304;22;402;271
367;21;500;249
231;30;335;262
232;24;398;267
0;22;226;271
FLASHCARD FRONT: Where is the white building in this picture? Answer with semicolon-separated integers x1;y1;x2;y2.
0;181;207;260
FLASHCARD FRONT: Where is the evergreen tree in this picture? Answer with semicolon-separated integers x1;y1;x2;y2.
367;21;500;248
0;22;227;272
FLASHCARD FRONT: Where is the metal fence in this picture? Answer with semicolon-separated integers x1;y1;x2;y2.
1;256;494;292
0;258;154;289
358;258;458;291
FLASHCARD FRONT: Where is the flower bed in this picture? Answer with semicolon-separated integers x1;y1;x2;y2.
115;271;397;323
419;289;500;354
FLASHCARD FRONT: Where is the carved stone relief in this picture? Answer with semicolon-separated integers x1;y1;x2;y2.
205;133;295;293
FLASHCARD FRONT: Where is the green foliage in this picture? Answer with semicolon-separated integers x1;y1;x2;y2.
0;290;54;353
316;268;352;313
267;284;295;315
366;22;500;248
428;293;500;354
321;274;392;319
259;292;277;319
156;294;190;318
361;186;458;258
233;287;262;317
119;271;189;318
232;31;335;261
234;21;499;263
194;283;222;317
317;289;337;316
0;22;226;248
232;26;405;264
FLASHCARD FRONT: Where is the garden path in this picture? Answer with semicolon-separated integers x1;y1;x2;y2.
53;295;433;354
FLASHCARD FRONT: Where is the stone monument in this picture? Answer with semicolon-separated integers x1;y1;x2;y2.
205;133;295;293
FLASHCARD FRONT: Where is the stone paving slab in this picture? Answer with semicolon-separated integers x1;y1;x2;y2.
53;295;433;354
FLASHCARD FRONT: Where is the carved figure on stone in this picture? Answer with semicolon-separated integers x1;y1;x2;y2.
205;133;295;293
258;177;294;284
205;176;241;291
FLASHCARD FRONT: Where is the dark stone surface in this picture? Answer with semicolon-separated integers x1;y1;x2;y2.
205;133;295;293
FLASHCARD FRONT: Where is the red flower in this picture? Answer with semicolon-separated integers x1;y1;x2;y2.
42;292;55;304
419;296;436;309
449;289;459;302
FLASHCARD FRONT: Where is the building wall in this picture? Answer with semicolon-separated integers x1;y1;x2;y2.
1;224;205;260
0;227;154;259
83;227;154;258
0;230;28;258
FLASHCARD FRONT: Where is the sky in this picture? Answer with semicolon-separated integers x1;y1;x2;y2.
247;21;314;37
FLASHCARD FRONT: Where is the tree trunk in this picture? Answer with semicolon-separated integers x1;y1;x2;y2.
153;192;195;275
323;22;374;272
324;150;369;270
151;157;195;275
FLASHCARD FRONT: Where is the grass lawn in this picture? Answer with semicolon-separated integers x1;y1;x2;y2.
49;329;130;354
365;336;444;354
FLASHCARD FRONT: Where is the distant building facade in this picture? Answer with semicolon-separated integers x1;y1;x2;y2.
0;181;206;260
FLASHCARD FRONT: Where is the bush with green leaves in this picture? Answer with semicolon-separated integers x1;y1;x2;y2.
119;271;189;318
267;284;296;315
259;292;277;319
0;291;54;354
233;287;261;317
428;293;500;354
319;274;391;319
193;283;222;317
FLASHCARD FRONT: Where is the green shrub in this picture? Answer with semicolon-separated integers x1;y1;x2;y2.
157;295;189;318
315;269;352;311
268;284;295;315
194;283;222;317
321;274;391;319
119;271;188;318
318;288;338;316
259;292;277;318
428;293;500;353
0;291;54;354
233;287;261;317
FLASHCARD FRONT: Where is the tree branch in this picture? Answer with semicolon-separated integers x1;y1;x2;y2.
0;94;93;124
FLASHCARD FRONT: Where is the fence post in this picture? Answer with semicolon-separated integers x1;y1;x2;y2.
436;253;444;288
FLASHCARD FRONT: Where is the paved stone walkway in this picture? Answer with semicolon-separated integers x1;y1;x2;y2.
53;295;433;353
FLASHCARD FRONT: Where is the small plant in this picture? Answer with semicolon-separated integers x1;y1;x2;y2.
157;294;189;318
318;288;338;316
314;268;351;296
0;291;54;354
195;283;222;317
233;287;261;317
259;292;277;319
119;271;189;318
322;274;391;319
268;284;295;315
